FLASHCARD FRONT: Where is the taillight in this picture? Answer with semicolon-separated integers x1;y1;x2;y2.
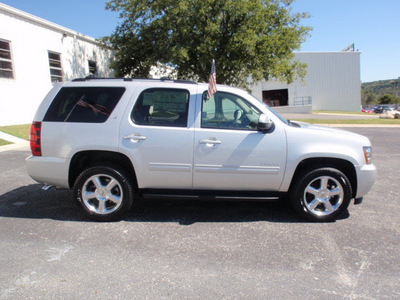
30;122;42;156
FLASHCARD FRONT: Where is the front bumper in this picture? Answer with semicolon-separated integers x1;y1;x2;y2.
355;163;377;199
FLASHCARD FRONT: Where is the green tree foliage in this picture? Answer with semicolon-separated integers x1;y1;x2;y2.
362;79;400;104
378;94;395;104
104;0;311;88
361;90;376;105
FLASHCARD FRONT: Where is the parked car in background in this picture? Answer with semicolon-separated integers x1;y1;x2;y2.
361;108;373;113
374;105;393;114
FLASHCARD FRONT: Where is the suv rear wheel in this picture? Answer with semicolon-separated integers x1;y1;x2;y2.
290;168;352;222
73;165;134;221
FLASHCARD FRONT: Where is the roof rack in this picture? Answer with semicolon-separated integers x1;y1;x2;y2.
71;76;197;84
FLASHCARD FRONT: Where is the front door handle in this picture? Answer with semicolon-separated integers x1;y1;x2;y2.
199;137;222;146
123;133;147;143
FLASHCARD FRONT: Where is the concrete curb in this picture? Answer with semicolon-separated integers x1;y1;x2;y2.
0;131;27;143
0;130;29;152
0;141;30;152
315;113;378;119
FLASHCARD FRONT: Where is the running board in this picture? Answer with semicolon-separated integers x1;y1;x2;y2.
140;189;284;201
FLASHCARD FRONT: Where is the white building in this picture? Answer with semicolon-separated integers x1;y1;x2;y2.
0;3;114;125
251;52;361;112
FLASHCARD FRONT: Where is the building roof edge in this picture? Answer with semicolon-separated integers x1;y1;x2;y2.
0;2;100;45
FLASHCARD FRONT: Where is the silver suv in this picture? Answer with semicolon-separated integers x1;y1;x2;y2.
27;78;377;222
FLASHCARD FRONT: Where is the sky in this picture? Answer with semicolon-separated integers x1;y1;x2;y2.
1;0;399;83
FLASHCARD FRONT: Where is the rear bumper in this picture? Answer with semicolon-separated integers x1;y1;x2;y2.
355;163;377;199
26;155;70;188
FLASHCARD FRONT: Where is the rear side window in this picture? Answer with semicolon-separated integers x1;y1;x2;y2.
44;87;125;123
131;88;189;127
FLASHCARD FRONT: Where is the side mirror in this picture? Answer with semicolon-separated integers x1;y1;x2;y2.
257;114;273;133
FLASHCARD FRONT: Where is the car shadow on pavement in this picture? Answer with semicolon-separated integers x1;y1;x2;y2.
128;198;303;225
0;184;82;221
0;184;348;224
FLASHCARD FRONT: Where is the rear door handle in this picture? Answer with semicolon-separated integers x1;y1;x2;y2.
123;133;147;143
200;137;222;146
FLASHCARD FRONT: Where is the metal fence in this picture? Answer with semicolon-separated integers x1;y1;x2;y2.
293;96;312;106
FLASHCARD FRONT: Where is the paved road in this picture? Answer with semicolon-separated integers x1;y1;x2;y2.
0;128;399;299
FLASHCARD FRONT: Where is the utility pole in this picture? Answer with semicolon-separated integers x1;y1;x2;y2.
391;77;400;110
397;77;399;110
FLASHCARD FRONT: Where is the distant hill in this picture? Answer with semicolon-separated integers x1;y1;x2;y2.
362;79;400;97
361;79;400;104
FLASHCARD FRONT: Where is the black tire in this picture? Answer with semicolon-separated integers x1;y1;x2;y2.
73;165;134;221
290;168;352;222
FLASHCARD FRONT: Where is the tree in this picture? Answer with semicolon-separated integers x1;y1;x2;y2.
104;0;311;88
378;94;395;104
361;90;376;105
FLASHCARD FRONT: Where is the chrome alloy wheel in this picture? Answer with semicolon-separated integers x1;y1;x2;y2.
81;174;123;215
303;176;344;217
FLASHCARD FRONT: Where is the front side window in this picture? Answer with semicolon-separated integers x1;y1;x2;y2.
131;88;190;127
201;91;261;130
48;51;63;82
0;39;14;79
44;87;125;123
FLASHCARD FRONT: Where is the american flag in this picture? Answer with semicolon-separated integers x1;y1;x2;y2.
76;98;111;116
207;59;217;100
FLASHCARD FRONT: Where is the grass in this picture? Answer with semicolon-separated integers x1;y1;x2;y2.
0;139;13;146
294;118;400;125
313;110;374;115
0;124;31;140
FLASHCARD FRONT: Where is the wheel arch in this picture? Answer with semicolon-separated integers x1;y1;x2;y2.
289;157;357;199
69;150;137;189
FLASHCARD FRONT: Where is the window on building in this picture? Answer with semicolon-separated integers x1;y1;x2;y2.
262;89;288;107
0;39;14;79
48;51;63;82
88;60;97;76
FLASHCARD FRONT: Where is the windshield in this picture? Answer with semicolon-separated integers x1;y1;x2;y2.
248;94;289;125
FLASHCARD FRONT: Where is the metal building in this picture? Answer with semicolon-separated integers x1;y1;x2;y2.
250;52;361;112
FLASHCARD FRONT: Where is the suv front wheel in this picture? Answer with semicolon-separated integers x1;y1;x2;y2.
73;165;134;221
290;168;352;222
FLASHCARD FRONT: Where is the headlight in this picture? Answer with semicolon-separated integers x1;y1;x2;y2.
363;146;372;164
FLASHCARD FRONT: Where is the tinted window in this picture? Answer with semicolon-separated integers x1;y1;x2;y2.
131;88;189;127
44;87;125;123
202;91;261;130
